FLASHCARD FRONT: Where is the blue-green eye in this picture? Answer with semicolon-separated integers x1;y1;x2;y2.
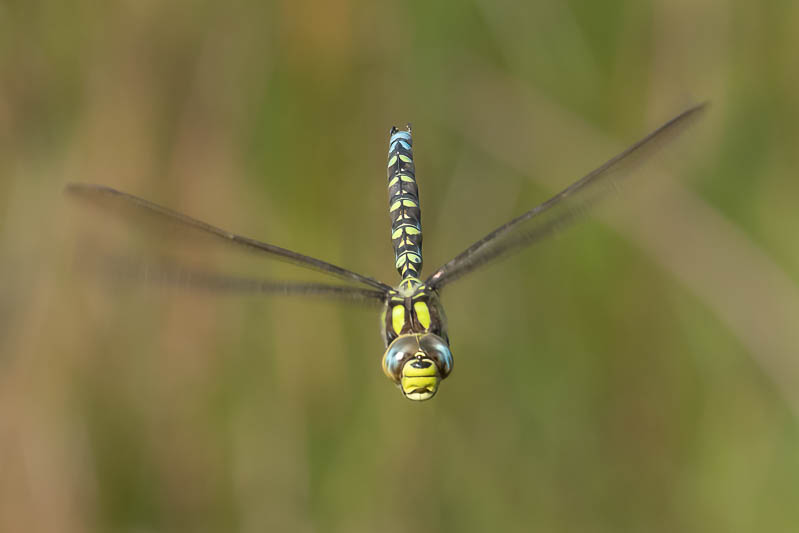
382;335;418;382
382;333;453;383
419;334;453;377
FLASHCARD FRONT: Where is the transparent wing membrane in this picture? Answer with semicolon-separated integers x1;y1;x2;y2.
65;183;393;297
76;247;387;305
426;103;707;290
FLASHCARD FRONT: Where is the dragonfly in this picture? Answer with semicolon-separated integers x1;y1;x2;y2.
66;103;705;401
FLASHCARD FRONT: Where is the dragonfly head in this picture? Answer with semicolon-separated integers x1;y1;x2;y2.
382;333;453;401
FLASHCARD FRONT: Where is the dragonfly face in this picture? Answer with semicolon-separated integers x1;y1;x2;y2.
65;105;705;402
382;333;453;401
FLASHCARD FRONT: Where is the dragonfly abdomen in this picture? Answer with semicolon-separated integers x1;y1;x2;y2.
387;126;423;280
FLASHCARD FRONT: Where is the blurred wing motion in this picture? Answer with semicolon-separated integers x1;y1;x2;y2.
426;103;707;290
83;248;389;303
65;183;392;303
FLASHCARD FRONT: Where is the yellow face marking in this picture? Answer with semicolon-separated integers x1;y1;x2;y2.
403;363;435;377
400;358;441;401
392;305;405;336
413;301;431;329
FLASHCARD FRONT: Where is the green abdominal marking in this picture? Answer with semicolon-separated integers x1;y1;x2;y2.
387;126;423;281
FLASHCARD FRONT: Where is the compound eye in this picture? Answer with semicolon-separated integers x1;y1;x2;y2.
382;336;418;382
419;334;453;377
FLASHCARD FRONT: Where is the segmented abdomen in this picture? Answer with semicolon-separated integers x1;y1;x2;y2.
387;126;423;280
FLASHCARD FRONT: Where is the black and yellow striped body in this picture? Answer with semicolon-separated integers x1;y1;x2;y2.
387;126;423;281
382;126;453;400
383;126;449;348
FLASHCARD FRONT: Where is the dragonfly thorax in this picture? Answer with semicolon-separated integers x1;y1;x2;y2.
382;280;448;345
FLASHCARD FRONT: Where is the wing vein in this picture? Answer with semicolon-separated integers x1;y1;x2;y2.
426;103;707;289
65;183;393;293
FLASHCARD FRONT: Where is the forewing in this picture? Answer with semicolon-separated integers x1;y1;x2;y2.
65;183;392;301
426;103;707;290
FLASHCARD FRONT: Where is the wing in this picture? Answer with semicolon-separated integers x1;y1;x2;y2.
77;246;387;305
425;103;707;290
65;183;394;298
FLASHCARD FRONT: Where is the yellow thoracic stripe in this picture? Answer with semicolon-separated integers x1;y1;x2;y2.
392;305;405;335
413;301;431;330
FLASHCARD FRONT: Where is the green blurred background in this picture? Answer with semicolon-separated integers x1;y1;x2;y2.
2;1;799;532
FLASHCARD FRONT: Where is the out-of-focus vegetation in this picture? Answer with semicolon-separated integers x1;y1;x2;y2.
2;1;798;532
